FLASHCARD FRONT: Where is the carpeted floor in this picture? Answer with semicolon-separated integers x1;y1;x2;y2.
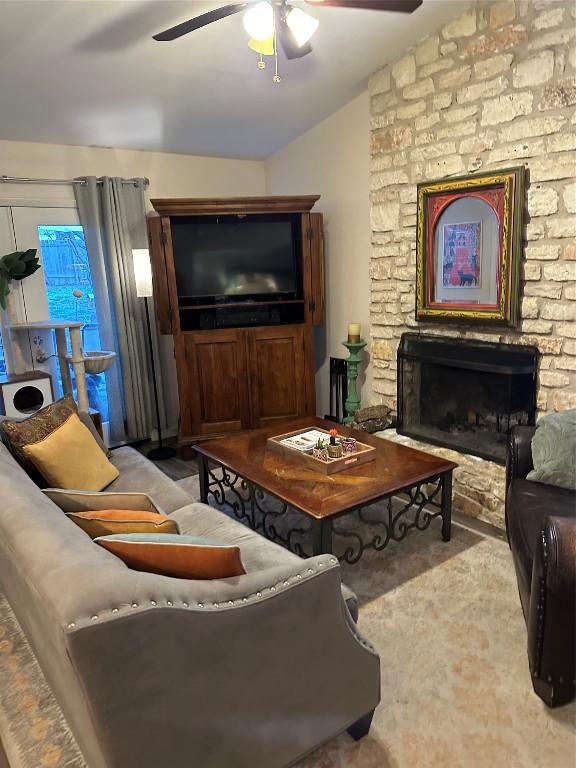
0;475;574;767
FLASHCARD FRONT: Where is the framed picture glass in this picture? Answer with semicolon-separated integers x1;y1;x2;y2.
416;167;525;327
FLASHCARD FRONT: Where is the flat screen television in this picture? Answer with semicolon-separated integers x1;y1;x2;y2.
171;213;302;306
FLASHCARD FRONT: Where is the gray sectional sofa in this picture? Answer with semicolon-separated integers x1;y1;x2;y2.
0;441;380;768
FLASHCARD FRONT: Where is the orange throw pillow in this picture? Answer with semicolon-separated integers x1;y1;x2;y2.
67;509;179;539
94;533;246;580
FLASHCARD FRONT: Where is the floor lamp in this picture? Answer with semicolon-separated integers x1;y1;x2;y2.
132;248;176;461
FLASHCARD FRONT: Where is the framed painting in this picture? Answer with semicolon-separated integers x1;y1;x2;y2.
416;167;525;327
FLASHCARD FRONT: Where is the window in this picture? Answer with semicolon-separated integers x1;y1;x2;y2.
37;225;109;421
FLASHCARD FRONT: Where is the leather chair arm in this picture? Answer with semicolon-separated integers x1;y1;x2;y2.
506;425;536;486
528;516;576;707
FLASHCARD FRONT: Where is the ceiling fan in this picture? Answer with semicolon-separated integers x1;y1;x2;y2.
153;0;423;83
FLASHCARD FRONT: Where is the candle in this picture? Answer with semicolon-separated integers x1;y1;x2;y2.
348;323;361;343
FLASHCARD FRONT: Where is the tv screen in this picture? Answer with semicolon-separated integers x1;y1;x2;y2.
171;214;300;304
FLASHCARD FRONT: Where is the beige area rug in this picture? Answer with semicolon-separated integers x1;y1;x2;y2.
179;475;576;768
0;476;574;768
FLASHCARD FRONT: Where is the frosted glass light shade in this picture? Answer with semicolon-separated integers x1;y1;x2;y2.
285;7;319;47
132;248;153;298
243;1;274;41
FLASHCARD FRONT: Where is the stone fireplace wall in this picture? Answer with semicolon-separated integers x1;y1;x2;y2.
368;0;575;529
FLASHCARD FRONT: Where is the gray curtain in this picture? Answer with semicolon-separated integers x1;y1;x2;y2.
74;177;160;442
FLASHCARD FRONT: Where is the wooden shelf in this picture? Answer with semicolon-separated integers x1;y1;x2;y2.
179;300;305;311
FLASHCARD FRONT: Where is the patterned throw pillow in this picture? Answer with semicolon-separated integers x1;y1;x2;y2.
95;533;246;580
0;395;78;481
67;509;179;539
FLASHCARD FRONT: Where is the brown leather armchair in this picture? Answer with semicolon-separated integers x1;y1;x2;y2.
505;425;576;707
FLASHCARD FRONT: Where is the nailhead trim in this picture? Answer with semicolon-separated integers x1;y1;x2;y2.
65;557;339;626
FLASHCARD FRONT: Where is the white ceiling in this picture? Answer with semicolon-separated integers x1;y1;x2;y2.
0;0;463;159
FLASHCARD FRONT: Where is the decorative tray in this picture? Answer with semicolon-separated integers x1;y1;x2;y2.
267;427;376;475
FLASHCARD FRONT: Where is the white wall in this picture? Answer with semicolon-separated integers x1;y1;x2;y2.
0;140;266;430
264;92;372;417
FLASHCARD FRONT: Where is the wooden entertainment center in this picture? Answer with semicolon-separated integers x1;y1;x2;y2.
147;196;324;444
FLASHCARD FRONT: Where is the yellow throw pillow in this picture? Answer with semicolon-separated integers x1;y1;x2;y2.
23;413;119;491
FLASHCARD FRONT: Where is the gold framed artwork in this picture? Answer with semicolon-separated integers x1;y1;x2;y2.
416;167;525;327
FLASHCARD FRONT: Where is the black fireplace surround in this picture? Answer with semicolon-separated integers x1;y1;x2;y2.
397;333;538;464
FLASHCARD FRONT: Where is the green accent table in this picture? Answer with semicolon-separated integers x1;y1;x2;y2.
342;339;367;425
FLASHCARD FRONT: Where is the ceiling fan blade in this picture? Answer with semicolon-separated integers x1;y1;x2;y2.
153;3;249;41
278;18;313;59
305;0;422;12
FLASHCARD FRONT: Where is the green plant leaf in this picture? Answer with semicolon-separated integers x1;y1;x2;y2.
0;248;40;304
0;275;8;310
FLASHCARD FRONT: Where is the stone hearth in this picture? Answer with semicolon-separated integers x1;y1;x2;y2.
377;429;506;530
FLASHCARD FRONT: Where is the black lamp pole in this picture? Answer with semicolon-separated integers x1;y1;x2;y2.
144;297;175;461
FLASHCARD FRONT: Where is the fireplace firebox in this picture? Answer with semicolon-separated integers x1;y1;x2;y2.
397;333;538;464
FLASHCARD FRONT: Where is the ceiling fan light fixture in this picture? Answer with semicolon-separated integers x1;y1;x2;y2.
248;35;275;55
285;6;319;47
243;1;275;41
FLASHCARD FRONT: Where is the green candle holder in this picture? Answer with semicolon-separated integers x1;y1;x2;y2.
342;338;367;425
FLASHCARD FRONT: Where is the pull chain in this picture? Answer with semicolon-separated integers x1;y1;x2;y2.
272;9;281;84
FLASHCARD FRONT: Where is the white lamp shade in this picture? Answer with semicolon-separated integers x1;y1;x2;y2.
286;7;319;47
243;1;274;41
132;248;153;298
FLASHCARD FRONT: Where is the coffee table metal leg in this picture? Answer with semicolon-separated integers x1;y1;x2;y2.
312;518;333;555
198;454;209;504
441;471;452;542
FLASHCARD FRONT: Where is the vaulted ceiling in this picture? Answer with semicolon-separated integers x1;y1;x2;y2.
0;0;463;158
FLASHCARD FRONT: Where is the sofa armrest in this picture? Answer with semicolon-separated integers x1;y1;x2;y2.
43;488;165;515
506;425;536;487
62;555;380;768
528;515;576;707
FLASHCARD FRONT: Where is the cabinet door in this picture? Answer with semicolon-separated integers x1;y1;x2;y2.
181;330;250;437
309;212;325;326
248;326;306;428
302;212;325;327
147;216;173;335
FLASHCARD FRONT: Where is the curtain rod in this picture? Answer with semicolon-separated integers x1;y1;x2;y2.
0;175;150;187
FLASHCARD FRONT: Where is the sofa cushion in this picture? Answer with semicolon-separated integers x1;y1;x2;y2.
22;413;119;491
506;478;576;615
170;502;359;620
95;532;246;579
107;447;193;514
67;509;179;539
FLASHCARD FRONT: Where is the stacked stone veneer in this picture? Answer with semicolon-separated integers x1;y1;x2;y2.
368;0;575;529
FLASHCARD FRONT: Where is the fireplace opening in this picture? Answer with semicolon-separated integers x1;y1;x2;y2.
397;333;538;463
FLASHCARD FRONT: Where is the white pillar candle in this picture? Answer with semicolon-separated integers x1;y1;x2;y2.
348;323;361;342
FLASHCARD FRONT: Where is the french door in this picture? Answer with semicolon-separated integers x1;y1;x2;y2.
0;206;110;433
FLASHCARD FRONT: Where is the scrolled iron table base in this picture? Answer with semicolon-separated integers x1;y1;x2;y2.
198;454;452;562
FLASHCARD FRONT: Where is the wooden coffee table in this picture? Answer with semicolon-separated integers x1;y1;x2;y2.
196;417;457;563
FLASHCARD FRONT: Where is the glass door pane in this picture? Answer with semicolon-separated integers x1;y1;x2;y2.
10;207;110;426
38;225;109;422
